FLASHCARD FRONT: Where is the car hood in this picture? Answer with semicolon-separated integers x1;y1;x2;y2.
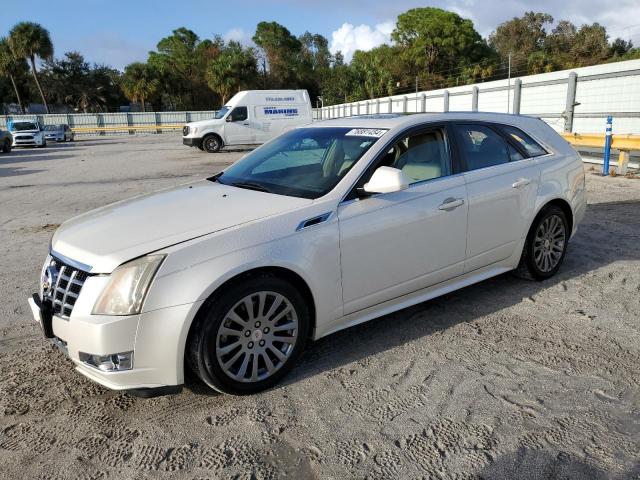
52;180;312;273
187;118;222;128
12;129;40;134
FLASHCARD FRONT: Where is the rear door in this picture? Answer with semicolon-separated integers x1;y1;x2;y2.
453;123;541;272
224;106;254;144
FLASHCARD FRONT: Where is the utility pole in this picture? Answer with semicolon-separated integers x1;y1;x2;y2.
507;52;512;114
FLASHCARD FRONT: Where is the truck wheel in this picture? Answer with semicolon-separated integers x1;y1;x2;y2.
203;135;222;153
2;140;10;153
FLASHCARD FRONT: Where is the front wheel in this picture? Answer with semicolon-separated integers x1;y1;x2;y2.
202;135;222;153
2;140;10;153
516;205;569;280
187;274;309;394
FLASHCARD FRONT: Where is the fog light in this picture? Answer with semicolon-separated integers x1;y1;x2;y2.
79;351;133;371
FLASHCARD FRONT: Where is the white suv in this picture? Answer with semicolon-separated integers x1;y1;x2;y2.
28;113;586;396
11;120;47;148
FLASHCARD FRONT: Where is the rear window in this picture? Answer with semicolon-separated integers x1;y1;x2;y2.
501;125;547;157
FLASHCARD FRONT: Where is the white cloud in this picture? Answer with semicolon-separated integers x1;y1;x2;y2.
223;28;251;44
329;21;395;62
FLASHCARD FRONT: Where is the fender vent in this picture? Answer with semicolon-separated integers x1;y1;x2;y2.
296;212;332;231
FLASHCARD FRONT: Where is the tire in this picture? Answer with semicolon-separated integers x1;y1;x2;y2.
515;205;569;281
187;274;310;395
202;134;222;153
2;140;10;153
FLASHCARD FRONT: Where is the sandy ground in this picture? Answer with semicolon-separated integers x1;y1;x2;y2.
0;135;639;479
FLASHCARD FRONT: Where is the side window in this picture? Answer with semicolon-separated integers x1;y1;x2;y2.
455;124;510;171
388;130;451;184
508;144;525;161
229;106;248;122
502;125;547;157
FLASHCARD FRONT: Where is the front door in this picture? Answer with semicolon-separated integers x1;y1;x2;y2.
338;127;468;315
224;106;254;145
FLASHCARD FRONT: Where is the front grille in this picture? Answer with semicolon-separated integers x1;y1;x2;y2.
16;135;34;140
50;257;90;319
182;125;189;136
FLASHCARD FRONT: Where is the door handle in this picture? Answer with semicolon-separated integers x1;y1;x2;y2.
438;197;465;211
512;178;531;189
242;123;250;126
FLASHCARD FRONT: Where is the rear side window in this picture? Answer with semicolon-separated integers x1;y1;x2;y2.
454;124;510;171
501;125;547;157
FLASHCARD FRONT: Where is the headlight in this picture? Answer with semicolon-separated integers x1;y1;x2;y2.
92;255;165;316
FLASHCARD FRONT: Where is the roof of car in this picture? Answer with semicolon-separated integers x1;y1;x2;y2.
310;111;539;130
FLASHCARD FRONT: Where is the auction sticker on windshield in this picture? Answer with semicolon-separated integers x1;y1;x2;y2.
345;128;388;138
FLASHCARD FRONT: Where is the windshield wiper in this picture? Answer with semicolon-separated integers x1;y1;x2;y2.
231;181;272;193
207;172;224;182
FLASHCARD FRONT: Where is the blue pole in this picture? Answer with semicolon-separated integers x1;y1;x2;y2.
603;115;612;176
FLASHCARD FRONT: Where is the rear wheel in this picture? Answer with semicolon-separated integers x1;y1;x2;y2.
515;205;569;280
187;274;309;395
202;134;222;153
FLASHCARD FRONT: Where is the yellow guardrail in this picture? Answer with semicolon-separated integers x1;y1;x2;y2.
71;124;183;133
561;132;640;175
561;132;640;150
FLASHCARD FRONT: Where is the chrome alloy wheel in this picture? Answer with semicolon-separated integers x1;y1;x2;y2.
215;291;298;383
533;214;566;273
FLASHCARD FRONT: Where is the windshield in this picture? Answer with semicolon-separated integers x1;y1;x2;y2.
214;106;230;119
215;127;385;199
44;125;61;131
13;122;38;131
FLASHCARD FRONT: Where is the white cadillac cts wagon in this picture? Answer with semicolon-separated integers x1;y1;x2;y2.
28;113;586;396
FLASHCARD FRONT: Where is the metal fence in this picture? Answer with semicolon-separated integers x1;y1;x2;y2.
0;111;217;136
315;59;640;135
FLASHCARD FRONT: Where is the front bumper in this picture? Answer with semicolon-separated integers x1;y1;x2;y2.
27;292;203;391
13;136;43;146
183;137;202;148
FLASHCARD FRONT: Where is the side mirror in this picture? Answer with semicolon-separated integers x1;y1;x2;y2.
362;166;410;195
225;115;232;122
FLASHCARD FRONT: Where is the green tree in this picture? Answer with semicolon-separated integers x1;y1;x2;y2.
8;21;54;113
0;37;27;113
121;62;160;111
609;38;633;57
570;23;609;67
298;32;331;98
489;12;553;75
253;21;302;87
206;41;258;104
391;7;486;75
147;28;220;109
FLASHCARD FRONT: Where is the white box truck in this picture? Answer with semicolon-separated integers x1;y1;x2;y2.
182;90;313;153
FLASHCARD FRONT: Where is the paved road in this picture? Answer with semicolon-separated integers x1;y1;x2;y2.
0;136;639;479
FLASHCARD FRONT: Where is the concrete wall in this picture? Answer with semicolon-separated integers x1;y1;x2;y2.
316;59;640;135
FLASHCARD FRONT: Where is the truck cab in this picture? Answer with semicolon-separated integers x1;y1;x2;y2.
182;90;312;153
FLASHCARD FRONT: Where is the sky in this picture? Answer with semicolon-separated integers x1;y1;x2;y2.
3;0;640;69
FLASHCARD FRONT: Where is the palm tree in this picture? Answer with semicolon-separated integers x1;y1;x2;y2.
0;37;25;113
8;22;53;113
121;63;160;112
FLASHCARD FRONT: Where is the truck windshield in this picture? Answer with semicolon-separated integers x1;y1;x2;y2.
214;107;230;119
214;127;386;199
12;122;38;131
